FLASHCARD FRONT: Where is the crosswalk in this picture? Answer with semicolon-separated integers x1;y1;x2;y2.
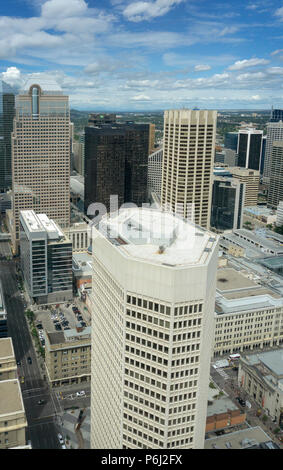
216;368;229;380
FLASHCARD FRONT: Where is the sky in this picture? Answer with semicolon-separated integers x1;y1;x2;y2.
1;0;283;110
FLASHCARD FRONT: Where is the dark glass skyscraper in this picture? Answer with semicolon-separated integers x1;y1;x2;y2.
211;176;245;231
270;108;283;123
0;80;15;192
84;121;149;216
237;129;263;170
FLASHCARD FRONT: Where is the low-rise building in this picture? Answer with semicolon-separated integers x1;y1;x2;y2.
72;252;92;296
64;222;90;253
204;426;277;449
206;396;246;432
214;267;283;357
0;337;17;380
238;349;283;425
45;325;91;388
0;379;27;449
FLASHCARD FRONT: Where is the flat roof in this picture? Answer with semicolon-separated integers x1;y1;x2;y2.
244;350;283;377
0;379;25;417
97;208;218;267
204;426;272;449
207;397;239;417
0;337;14;360
217;267;257;291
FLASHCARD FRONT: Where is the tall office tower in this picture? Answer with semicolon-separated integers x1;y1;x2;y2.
263;121;283;184
11;77;71;253
20;210;73;304
267;141;283;209
0;81;15;192
211;176;245;232
228;167;259;207
147;148;162;199
84;122;149;216
90;207;219;449
84;126;126;214
161;109;217;229
237;129;263;170
224;132;238;151
260;135;266;175
270;108;283;122
148;123;155;155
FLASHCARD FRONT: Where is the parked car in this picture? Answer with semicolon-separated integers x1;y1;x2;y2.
80;322;86;327
27;356;32;364
57;433;64;445
236;397;246;407
37;399;45;405
55;324;62;331
76;391;86;397
17;360;21;366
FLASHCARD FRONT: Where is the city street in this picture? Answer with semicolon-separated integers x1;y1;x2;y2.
0;259;62;449
210;362;283;448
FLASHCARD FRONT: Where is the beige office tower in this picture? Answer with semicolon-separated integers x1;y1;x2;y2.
267;141;283;209
161;109;217;229
148;123;156;155
11;76;71;253
228;167;259;207
90;207;219;449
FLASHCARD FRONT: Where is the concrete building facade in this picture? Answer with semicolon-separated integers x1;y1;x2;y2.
228;167;259;207
20;210;73;304
45;326;91;388
90;207;219;449
11;77;71;252
161;109;217;229
267;141;283;209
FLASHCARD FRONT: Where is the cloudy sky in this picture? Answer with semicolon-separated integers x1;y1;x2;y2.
1;0;283;110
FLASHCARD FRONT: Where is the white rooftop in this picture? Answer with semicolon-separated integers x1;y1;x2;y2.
97;208;218;267
20;210;64;240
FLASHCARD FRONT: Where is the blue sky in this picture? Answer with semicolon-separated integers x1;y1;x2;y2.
1;0;283;110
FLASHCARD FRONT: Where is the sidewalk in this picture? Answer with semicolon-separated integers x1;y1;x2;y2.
60;408;90;449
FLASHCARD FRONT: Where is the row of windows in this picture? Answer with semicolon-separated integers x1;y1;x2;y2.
124;402;165;425
126;312;170;332
126;334;168;354
124;380;166;402
125;356;167;378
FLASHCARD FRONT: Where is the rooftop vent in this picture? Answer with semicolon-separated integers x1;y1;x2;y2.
158;245;165;254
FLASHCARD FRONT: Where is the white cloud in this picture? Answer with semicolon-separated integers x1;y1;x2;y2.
275;6;283;21
131;94;151;100
123;0;183;22
1;67;23;88
228;58;270;70
271;49;283;56
194;64;211;71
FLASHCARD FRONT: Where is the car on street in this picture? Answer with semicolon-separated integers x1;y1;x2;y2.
236;397;246;407
27;356;32;364
37;399;45;405
57;433;64;445
17;360;21;366
76;391;86;397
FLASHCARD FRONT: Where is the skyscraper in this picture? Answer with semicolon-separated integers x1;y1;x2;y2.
147;147;163;199
267;141;283;209
228;167;259;207
211;176;245;231
237;129;263;170
263;120;283;184
84;120;149;216
0;80;15;192
10;77;71;252
90;207;219;449
161;109;217;229
270;108;283;122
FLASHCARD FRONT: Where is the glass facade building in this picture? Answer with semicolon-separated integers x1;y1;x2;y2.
237;129;263;171
84;122;150;216
0;80;15;192
20;210;73;304
211;176;245;231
